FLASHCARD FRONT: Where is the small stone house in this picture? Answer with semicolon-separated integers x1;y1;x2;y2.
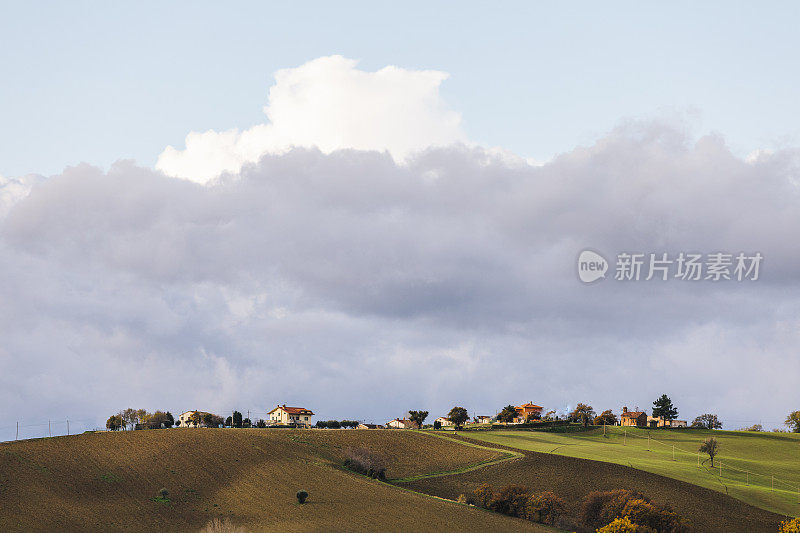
620;407;648;427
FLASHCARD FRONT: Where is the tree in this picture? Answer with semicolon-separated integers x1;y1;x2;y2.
569;403;596;427
408;410;429;429
165;412;174;428
498;405;518;423
594;409;618;426
106;415;123;431
699;437;720;467
433;420;442;430
741;424;762;432
256;419;267;428
189;411;203;427
232;411;243;428
225;416;233;427
315;420;328;429
448;406;469;430
120;408;138;430
242;418;252;428
542;410;556;422
785;411;800;433
651;394;678;425
692;413;722;429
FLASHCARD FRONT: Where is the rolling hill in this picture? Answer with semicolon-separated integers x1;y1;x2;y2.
463;426;800;517
0;428;546;533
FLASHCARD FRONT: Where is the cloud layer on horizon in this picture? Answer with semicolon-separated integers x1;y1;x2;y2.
1;117;799;436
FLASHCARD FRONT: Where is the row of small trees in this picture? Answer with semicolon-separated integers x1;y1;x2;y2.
106;409;174;431
315;420;359;429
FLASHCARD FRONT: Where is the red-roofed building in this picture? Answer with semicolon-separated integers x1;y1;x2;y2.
514;402;543;423
620;407;647;427
268;404;314;426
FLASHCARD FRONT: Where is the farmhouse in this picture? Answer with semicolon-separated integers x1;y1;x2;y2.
474;415;493;424
620;407;648;427
357;423;382;429
515;402;543;423
177;410;212;428
647;416;688;428
387;418;419;429
435;416;454;427
268;405;314;426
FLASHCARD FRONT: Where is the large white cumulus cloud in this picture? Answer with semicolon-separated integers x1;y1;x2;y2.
1;121;800;437
155;56;466;183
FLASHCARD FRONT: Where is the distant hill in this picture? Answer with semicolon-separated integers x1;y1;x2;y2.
401;431;787;533
0;428;545;532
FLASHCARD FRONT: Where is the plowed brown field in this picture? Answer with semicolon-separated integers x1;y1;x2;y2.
0;429;547;532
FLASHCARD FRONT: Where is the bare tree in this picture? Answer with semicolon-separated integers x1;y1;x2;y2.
699;437;720;467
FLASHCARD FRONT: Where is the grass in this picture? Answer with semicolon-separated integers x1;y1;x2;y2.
402;431;785;533
462;426;800;516
0;428;548;532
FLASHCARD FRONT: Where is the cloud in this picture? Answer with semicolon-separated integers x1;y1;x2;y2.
155;56;466;184
0;174;43;219
2;118;800;436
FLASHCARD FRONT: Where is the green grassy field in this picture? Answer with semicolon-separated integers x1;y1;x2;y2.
462;426;800;517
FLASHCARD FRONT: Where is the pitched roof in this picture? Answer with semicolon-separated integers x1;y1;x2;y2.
517;403;543;409
621;411;646;418
268;405;314;415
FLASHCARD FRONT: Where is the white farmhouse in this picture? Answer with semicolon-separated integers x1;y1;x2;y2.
268;404;314;426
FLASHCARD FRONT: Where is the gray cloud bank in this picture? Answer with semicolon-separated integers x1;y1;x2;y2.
1;120;798;438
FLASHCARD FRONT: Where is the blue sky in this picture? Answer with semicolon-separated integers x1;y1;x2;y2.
1;1;799;177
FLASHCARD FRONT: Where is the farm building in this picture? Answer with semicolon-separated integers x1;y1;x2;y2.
177;410;213;428
647;416;688;428
387;418;419;429
357;423;382;429
514;402;543;423
473;415;493;424
620;407;648;427
435;416;454;427
268;405;314;426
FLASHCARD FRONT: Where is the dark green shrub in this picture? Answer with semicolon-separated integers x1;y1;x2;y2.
159;488;169;499
296;490;308;504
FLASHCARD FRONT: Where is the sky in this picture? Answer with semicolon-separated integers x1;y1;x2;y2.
1;2;799;439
